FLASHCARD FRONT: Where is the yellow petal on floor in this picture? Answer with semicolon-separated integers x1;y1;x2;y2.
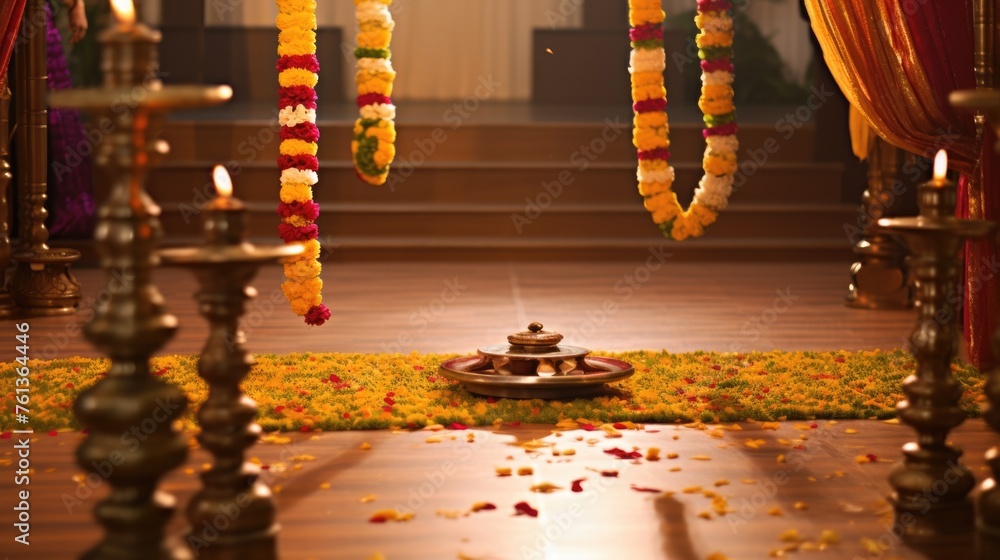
767;506;784;516
697;511;713;520
425;436;443;444
761;422;781;430
882;418;900;424
778;528;800;542
561;448;576;456
845;428;859;434
530;482;562;493
793;501;808;510
706;553;733;560
360;494;377;503
495;466;512;477
777;454;786;463
819;529;840;544
714;479;730;487
745;439;766;449
360;442;372;450
683;486;703;494
646;447;661;461
691;455;712;461
319;482;331;490
517;466;534;476
667;452;680;459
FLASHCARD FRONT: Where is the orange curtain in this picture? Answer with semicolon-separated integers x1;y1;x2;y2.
804;1;978;172
805;0;1000;369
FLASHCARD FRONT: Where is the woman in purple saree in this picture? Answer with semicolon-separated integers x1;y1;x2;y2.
44;0;95;238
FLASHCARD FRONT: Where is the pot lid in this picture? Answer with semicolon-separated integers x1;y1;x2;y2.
507;322;563;349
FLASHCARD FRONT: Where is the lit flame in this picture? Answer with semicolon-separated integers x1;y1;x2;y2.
110;0;136;26
213;165;233;199
933;150;948;182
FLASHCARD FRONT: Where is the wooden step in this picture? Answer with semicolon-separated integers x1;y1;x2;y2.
154;201;857;242
61;236;853;265
157;119;819;164
148;160;845;206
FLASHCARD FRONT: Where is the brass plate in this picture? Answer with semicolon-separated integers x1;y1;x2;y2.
439;356;634;399
477;344;590;361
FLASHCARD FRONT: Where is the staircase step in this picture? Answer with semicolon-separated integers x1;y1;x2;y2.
61;235;852;266
158;119;818;164
149;160;845;206
155;201;856;242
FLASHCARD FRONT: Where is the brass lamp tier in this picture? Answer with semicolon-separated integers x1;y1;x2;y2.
160;243;302;560
54;17;233;558
878;180;997;542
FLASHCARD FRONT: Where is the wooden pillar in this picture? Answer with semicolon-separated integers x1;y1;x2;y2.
8;0;81;316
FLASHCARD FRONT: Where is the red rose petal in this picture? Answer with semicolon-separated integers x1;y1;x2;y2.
386;391;395;398
1;432;11;440
600;470;619;477
473;503;497;511
294;406;304;413
369;515;389;523
630;484;662;493
579;423;596;431
604;447;643;460
810;423;818;429
835;357;846;363
414;366;425;371
450;423;468;430
384;397;395;406
506;421;521;427
513;501;539;517
153;367;169;376
343;412;351;419
711;364;722;371
486;397;498;404
571;478;586;493
72;366;81;373
274;406;286;413
866;454;878;462
427;376;437;383
382;406;393;413
299;425;312;433
612;422;628;430
48;430;58;437
329;374;342;383
65;383;74;389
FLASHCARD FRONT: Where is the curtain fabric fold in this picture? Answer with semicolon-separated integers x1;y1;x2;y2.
805;0;998;369
0;0;27;88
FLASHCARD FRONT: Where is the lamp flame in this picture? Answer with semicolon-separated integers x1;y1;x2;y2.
213;165;233;199
110;0;136;26
933;150;947;182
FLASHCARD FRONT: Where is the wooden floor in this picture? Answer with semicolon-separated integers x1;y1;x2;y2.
25;261;915;360
5;262;997;559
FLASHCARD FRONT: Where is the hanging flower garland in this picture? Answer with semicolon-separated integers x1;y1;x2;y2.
629;0;738;241
276;0;329;326
352;0;397;185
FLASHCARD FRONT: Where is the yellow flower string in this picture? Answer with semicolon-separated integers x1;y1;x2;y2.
277;0;329;325
352;0;397;185
629;0;739;240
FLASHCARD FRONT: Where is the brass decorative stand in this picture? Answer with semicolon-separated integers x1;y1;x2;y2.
49;2;232;558
846;136;913;309
161;170;301;559
979;326;1000;558
878;153;996;542
0;82;14;317
9;0;81;316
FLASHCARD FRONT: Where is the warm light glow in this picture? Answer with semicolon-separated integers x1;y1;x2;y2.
213;165;233;199
933;150;948;182
110;0;136;26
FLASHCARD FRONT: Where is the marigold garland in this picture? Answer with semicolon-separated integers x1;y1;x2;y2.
276;0;329;326
352;0;397;185
629;0;739;241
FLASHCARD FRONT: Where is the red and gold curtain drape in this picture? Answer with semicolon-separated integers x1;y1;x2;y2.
806;0;1000;369
0;0;27;89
